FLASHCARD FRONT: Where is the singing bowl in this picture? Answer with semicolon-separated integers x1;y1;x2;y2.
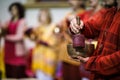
67;44;86;58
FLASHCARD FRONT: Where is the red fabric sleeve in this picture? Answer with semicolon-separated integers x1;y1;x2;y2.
81;8;107;38
78;7;117;39
82;20;100;38
85;51;120;75
82;16;106;38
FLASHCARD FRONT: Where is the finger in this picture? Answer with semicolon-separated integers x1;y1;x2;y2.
70;24;76;33
69;15;76;22
77;56;84;61
70;23;77;33
73;22;81;30
79;20;84;29
71;22;79;33
72;19;81;29
77;56;85;63
73;59;80;62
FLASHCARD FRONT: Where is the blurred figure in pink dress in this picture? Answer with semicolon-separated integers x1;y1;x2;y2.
1;2;27;78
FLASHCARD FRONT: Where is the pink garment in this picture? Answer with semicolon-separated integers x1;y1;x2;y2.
4;19;26;66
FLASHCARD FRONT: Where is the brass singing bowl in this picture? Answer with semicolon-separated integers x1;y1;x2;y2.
67;44;86;58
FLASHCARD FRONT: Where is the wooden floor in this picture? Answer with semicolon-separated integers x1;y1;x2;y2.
1;78;37;80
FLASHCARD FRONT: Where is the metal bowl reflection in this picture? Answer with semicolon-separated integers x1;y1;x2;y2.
67;44;86;58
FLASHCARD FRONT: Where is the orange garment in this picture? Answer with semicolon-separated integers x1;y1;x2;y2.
59;9;85;66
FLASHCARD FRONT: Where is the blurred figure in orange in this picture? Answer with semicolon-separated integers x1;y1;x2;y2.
31;9;59;80
57;0;86;80
1;2;27;78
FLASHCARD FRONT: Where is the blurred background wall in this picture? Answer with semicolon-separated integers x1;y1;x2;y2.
0;0;71;26
0;0;71;49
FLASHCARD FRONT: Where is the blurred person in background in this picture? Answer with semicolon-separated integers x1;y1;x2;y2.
1;2;27;78
31;9;59;80
57;0;86;80
70;0;120;80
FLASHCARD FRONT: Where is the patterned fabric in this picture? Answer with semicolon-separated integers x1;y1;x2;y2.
62;62;81;80
82;7;120;80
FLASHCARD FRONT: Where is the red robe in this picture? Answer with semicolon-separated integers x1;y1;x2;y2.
77;10;93;22
76;8;107;79
82;7;120;80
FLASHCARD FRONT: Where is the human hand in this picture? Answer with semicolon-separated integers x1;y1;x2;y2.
71;56;89;63
77;56;89;63
70;17;84;34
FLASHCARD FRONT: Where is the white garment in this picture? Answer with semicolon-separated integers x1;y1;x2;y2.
36;70;53;80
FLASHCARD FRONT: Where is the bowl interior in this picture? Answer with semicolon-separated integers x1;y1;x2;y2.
67;44;85;57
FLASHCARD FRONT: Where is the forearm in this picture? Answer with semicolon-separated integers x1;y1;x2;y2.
85;51;120;75
82;21;100;38
5;34;23;42
70;20;100;38
5;19;26;42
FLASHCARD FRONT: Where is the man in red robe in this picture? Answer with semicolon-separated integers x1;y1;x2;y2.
70;0;120;80
77;0;106;79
